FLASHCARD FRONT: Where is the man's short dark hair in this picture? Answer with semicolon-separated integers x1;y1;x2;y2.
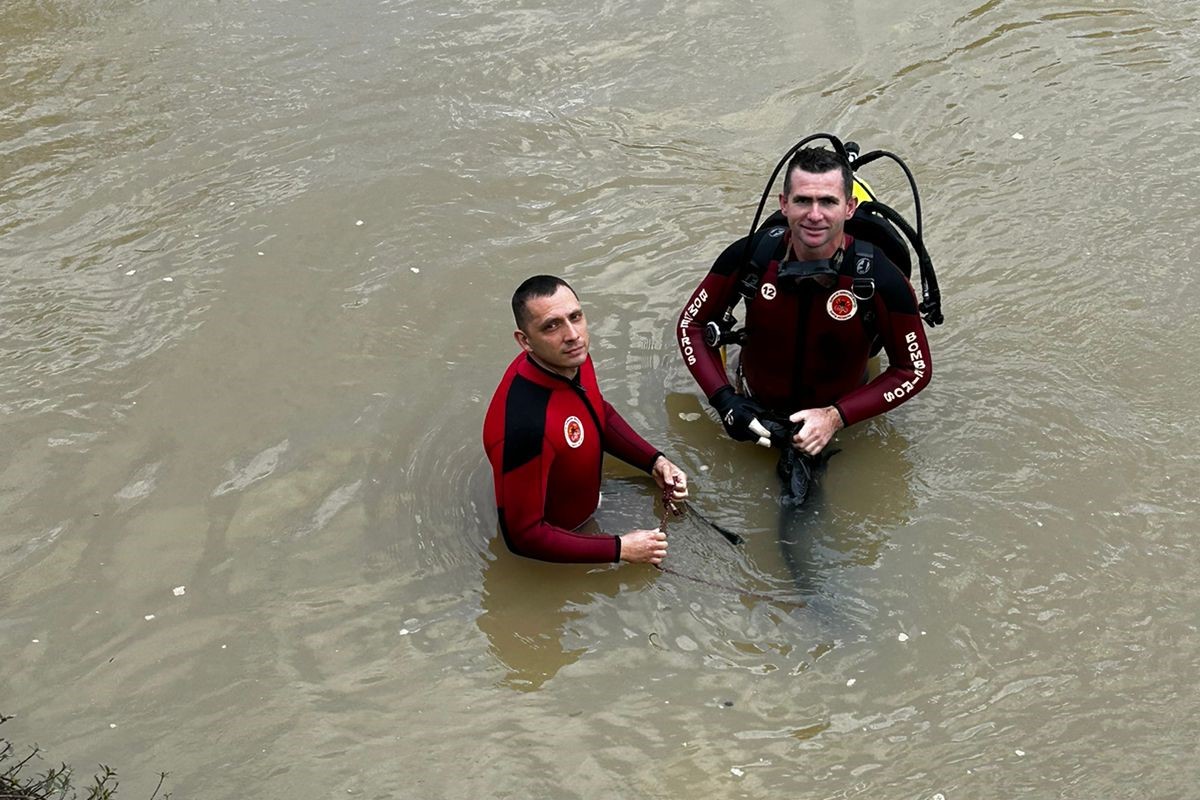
783;147;853;199
512;275;577;330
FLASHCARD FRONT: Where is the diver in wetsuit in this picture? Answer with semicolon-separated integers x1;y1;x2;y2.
677;146;932;502
678;143;938;594
484;275;689;564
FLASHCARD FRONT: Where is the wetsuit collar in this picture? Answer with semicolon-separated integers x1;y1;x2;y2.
522;352;583;386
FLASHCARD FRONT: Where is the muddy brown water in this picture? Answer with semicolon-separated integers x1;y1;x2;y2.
4;1;1200;796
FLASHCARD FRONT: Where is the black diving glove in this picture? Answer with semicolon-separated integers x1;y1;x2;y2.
709;386;778;446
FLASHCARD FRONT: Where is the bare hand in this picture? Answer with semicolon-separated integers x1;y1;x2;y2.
650;456;689;501
787;406;843;455
619;529;668;565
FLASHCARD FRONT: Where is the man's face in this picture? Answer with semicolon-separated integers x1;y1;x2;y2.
515;285;590;378
779;167;858;260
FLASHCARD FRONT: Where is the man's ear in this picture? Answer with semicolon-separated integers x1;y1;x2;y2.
514;329;532;353
845;194;859;219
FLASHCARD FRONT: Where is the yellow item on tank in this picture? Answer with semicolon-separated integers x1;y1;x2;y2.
852;176;875;203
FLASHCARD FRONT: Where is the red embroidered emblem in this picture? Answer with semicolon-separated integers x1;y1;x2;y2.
826;290;857;322
564;416;584;448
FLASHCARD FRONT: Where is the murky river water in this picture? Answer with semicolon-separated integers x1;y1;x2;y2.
4;0;1200;797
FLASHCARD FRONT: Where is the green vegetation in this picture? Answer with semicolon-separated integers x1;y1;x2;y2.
1;715;167;800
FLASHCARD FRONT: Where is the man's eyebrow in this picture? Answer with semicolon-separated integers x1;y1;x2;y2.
538;306;582;327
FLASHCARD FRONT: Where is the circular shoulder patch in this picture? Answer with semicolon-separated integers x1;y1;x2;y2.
826;289;858;321
564;416;585;448
760;283;777;301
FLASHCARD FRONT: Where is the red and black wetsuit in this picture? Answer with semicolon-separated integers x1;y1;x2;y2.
678;231;931;425
483;352;662;563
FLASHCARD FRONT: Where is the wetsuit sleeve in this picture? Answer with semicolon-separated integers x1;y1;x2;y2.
677;238;748;400
601;400;662;472
835;264;933;426
487;404;622;564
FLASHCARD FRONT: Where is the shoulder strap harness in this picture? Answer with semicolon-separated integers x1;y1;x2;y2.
705;227;880;347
